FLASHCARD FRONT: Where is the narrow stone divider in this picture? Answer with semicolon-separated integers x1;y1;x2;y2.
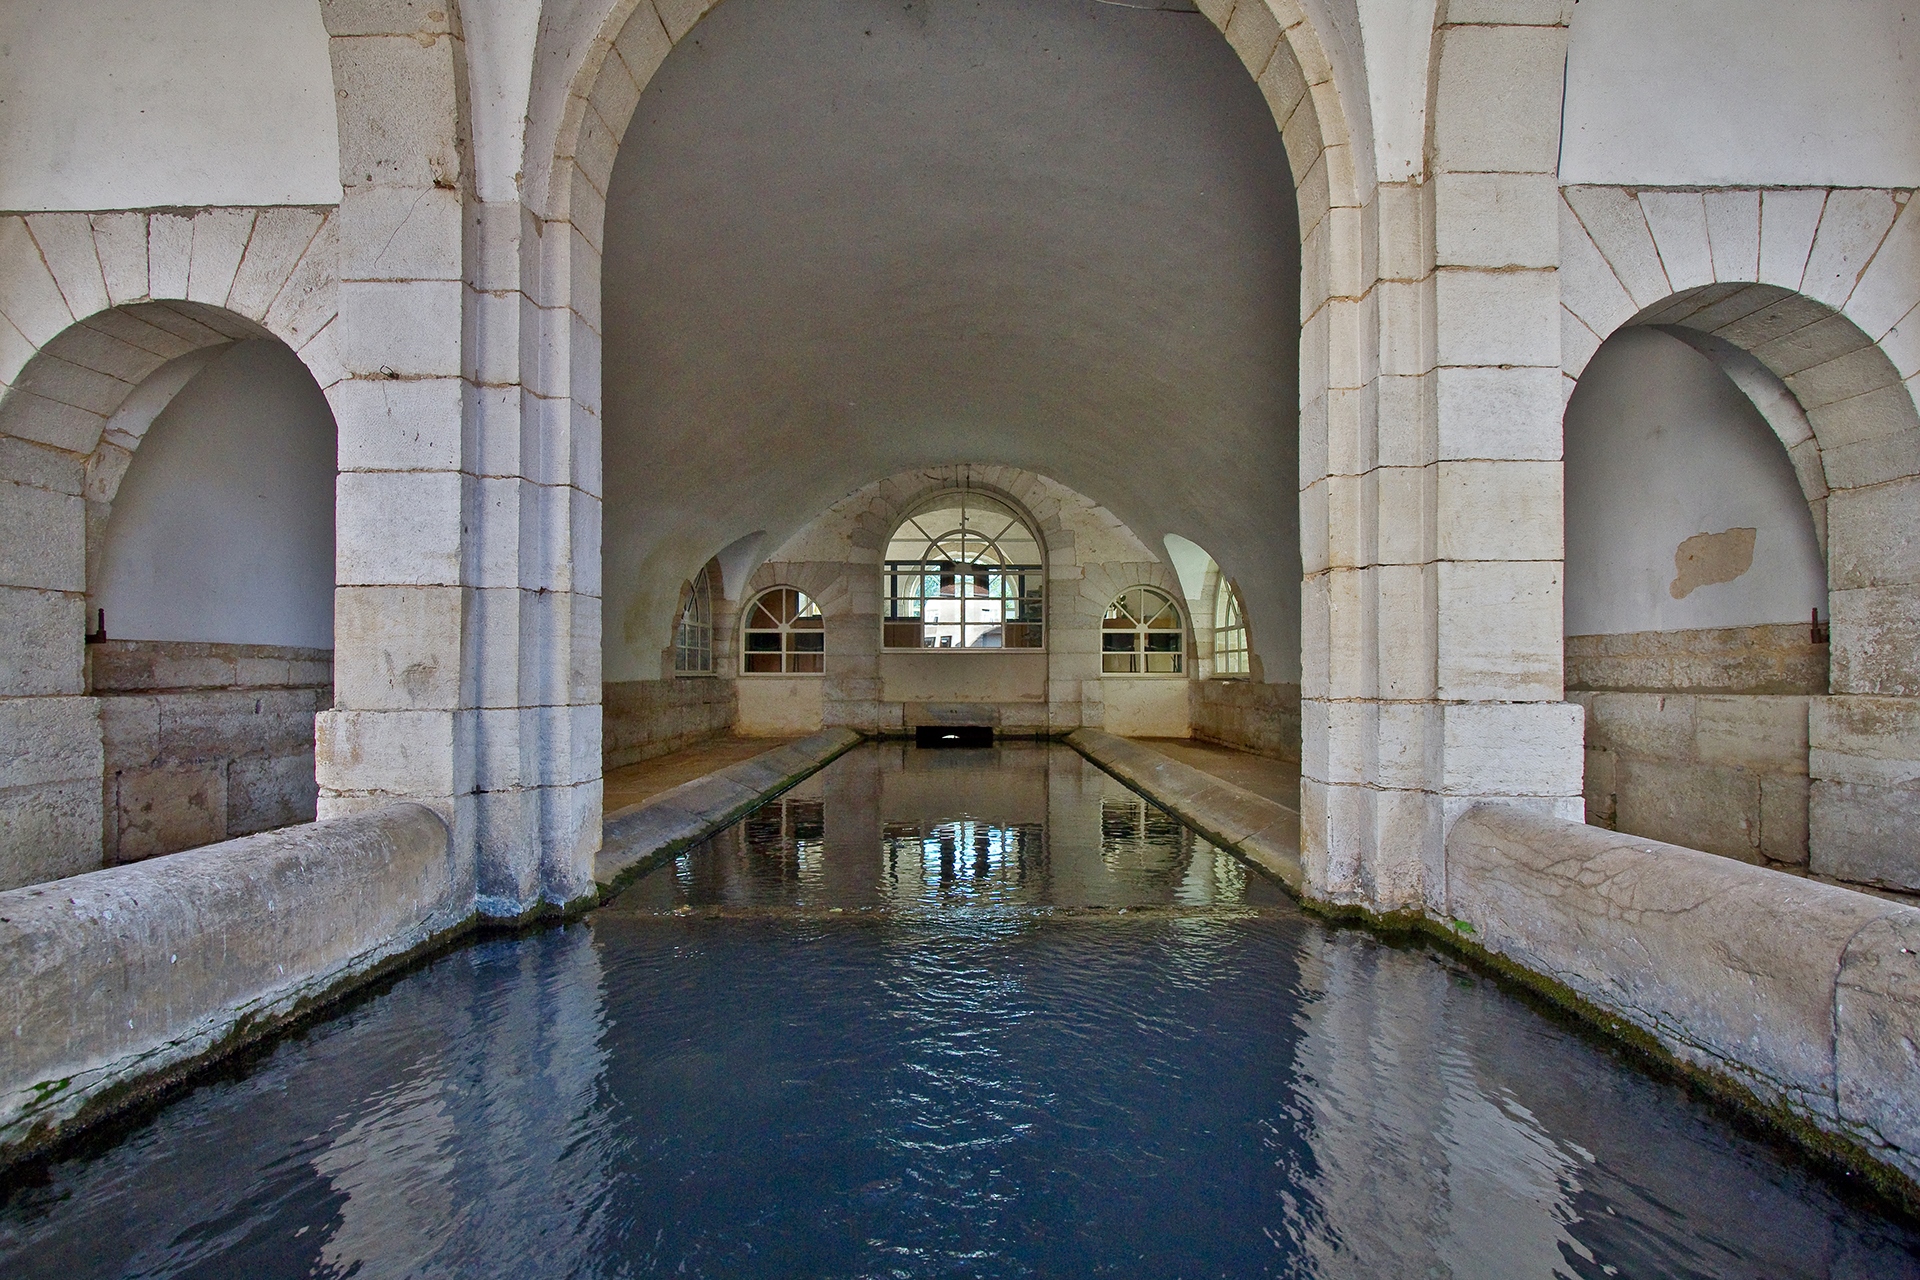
1065;729;1303;893
596;728;864;896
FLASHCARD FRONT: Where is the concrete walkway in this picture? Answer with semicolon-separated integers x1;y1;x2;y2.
604;736;803;817
1127;738;1300;809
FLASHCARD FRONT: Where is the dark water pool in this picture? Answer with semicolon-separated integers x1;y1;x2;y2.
2;743;1916;1278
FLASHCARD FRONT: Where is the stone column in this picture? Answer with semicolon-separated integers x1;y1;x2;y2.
1403;3;1582;912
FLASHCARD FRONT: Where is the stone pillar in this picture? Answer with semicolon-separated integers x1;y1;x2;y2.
1400;3;1582;912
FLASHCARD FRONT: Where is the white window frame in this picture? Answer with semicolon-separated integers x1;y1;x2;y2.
741;586;826;675
882;491;1045;652
1101;585;1186;676
674;573;713;675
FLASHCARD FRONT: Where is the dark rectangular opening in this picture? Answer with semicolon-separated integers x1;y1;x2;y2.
915;725;994;748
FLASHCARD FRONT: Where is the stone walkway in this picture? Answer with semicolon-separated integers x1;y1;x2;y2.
1127;738;1301;810
603;736;802;817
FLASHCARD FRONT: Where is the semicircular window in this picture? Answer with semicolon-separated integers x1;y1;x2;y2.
1102;586;1184;675
743;587;825;673
883;492;1044;650
1213;581;1249;677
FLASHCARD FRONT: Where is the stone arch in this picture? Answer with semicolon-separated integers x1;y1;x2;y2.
0;214;339;889
1559;186;1920;889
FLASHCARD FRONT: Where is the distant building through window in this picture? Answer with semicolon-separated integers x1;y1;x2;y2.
674;572;713;674
1213;581;1249;677
1102;586;1184;674
883;491;1044;650
743;587;825;673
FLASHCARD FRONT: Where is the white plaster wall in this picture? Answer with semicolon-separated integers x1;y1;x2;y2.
1562;0;1920;187
602;0;1300;685
97;341;337;648
1564;327;1826;637
0;1;341;211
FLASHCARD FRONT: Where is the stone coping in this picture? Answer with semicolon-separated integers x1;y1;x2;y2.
1064;728;1304;893
0;803;458;1165
1449;803;1920;1190
596;727;864;895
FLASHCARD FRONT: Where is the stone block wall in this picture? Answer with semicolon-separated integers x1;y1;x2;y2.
93;640;331;864
603;677;737;769
1191;679;1302;764
1570;624;1825;868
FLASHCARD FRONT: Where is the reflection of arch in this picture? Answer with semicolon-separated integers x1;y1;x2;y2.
883;491;1045;651
1561;187;1920;888
1101;587;1185;676
742;587;824;674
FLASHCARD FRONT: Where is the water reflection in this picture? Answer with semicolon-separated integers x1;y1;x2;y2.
3;745;1917;1277
614;741;1286;914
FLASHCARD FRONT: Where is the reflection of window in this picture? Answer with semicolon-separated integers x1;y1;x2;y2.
743;587;824;674
1102;586;1184;675
1213;582;1249;677
883;491;1044;650
674;574;713;674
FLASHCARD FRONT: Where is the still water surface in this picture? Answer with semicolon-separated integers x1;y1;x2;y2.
2;742;1916;1278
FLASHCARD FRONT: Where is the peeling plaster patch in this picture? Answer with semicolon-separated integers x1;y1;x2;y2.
1670;528;1757;599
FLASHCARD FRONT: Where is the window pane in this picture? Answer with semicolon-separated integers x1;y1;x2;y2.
1144;632;1181;653
1103;652;1138;674
883;621;924;649
1102;633;1139;653
744;652;782;674
788;652;824;673
746;632;782;652
1146;652;1181;674
789;632;825;653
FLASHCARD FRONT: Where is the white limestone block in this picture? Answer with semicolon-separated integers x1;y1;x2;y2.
338;280;461;378
1325;383;1377;477
1433;268;1558;368
463;285;520;387
333;585;465;711
1560;307;1602;383
0;390;104;457
571;487;602;597
0;218;75;349
226;209;326;322
1750;311;1873;381
88;213;150;308
1256;32;1310;133
1377;278;1433;378
1325;566;1374;701
569;309;602;415
586;40;645;150
1703;190;1761;284
1435;560;1562;701
1300;572;1330;700
1444;0;1573;22
297;317;345;393
1377;179;1433;283
1556;198;1636;348
1846;198;1920;344
1282;97;1326;206
1803;189;1900;310
1785;343;1901;412
0;694;101;789
185;209;256;307
1441;701;1584;796
0;587;83;697
1431;25;1565;175
1325;204;1369;302
1224;0;1283;75
335;470;464;587
315;707;457;798
146;213;193;300
1640;191;1713;292
339;185;462;282
1437;460;1561;562
333;376;463;472
571;389;604;499
330;36;462;193
1375;563;1437;701
1827;477;1920;592
1436;172;1557;269
1878;305;1920;383
263;216;339;351
25;214;108;322
470;705;529;792
1562;187;1669;309
1325;473;1374;569
1375;465;1432;566
1810;694;1920;788
611;3;674;100
1376;371;1434;469
1758;189;1828;290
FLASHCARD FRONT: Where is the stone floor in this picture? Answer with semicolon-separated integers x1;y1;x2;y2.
1129;738;1302;810
603;736;801;817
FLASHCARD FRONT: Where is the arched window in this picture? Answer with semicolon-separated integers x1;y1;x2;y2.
743;587;825;673
1213;582;1249;677
674;573;713;674
1102;586;1184;675
883;491;1044;650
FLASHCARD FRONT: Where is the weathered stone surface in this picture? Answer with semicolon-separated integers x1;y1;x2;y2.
1836;912;1920;1170
113;764;226;862
1566;625;1828;695
1189;680;1301;762
1448;802;1920;1184
604;677;738;769
0;803;456;1161
1810;780;1920;892
1065;729;1302;893
0;777;101;889
597;727;862;890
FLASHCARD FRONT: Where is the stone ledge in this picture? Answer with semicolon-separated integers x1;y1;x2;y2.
1447;802;1920;1192
0;803;460;1166
596;727;863;894
1064;728;1303;893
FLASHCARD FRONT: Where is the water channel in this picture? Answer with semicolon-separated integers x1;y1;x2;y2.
2;742;1916;1277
